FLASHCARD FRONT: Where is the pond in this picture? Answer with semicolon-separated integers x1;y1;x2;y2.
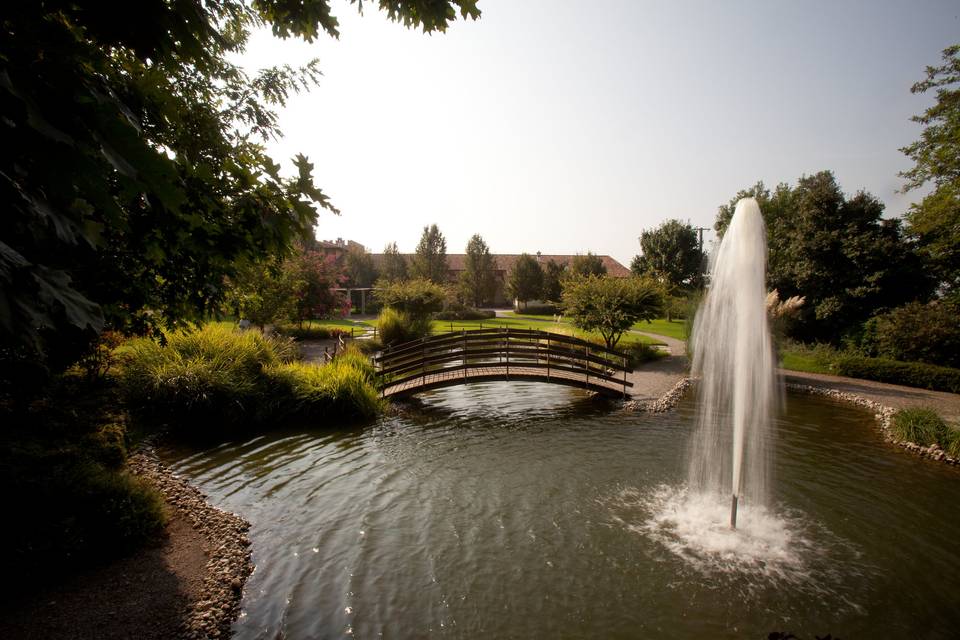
161;382;960;639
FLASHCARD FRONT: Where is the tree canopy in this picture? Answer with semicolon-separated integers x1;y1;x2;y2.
632;219;703;290
459;234;497;307
561;276;663;349
507;254;543;308
569;253;607;278
374;278;446;318
0;0;479;372
715;172;930;342
410;224;449;284
901;44;960;301
541;260;566;303
380;242;408;283
344;244;378;288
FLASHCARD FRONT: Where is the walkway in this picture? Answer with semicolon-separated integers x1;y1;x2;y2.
782;369;960;423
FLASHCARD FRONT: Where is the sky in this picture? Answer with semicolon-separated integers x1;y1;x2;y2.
242;0;960;266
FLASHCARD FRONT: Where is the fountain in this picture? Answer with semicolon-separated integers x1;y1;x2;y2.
687;197;776;528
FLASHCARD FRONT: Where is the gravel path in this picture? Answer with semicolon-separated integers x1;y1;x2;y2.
781;369;960;423
0;501;208;640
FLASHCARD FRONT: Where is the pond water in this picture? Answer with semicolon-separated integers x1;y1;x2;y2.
161;382;960;639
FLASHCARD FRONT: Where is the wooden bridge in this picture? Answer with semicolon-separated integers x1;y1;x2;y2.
373;328;633;399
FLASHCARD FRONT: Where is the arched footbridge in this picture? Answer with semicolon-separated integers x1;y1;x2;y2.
374;328;633;399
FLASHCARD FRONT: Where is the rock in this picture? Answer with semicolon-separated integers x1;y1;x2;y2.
129;448;253;640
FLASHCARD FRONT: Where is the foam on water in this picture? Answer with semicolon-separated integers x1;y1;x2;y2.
607;485;870;614
641;485;804;580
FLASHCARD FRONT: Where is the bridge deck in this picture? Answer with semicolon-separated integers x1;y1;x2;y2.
381;363;630;399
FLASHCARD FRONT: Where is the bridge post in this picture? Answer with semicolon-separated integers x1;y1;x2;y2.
463;329;467;380
623;355;628;399
584;345;589;388
421;337;426;388
505;327;510;379
546;333;551;379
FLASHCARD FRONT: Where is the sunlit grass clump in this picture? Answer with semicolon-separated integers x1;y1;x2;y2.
891;407;960;456
265;346;382;421
119;325;381;428
378;307;432;346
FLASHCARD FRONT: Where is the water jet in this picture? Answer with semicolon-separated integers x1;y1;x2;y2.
688;197;775;525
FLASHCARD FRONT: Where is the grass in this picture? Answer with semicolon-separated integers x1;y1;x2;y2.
779;351;834;374
777;342;839;375
118;325;382;429
503;312;684;342
891;408;960;456
631;318;687;341
426;317;664;347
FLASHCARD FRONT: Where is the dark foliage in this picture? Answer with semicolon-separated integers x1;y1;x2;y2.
831;356;960;394
859;301;960;368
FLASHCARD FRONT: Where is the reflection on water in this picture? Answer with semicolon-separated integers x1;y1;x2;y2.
161;382;960;639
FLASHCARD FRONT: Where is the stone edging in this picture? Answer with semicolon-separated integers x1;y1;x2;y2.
623;377;693;413
784;383;959;466
128;448;254;639
622;376;958;466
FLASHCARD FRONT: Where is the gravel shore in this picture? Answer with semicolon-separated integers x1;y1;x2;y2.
129;448;254;639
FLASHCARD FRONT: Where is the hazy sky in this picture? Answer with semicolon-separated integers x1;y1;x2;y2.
243;0;960;265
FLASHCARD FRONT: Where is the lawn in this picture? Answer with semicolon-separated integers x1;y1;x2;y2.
778;351;833;374
506;312;686;341
426;317;663;346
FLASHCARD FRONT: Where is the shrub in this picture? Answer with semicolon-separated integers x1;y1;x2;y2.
891;408;951;445
277;324;333;340
374;278;447;316
354;338;384;355
561;275;663;349
264;346;382;421
118;324;381;428
2;397;167;584
434;304;496;321
513;304;560;316
830;356;960;393
620;342;668;367
947;432;960;459
378;307;432;346
859;301;960;368
87;421;128;469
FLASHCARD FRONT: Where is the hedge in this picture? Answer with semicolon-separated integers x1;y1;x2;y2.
434;308;496;321
831;355;960;394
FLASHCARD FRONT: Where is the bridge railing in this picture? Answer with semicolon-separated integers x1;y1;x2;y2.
373;328;633;396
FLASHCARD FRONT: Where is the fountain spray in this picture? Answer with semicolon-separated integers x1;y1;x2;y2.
687;197;775;529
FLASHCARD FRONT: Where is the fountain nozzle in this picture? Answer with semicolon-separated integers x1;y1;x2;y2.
730;494;739;529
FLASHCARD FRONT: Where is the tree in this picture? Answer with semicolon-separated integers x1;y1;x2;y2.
561;276;663;349
900;44;960;301
632;220;703;289
507;254;543;309
714;172;931;342
344;244;377;288
225;260;297;331
569;252;607;278
380;242;408;283
460;234;497;307
0;1;480;375
374;279;447;317
541;260;566;303
287;249;349;326
410;224;449;284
